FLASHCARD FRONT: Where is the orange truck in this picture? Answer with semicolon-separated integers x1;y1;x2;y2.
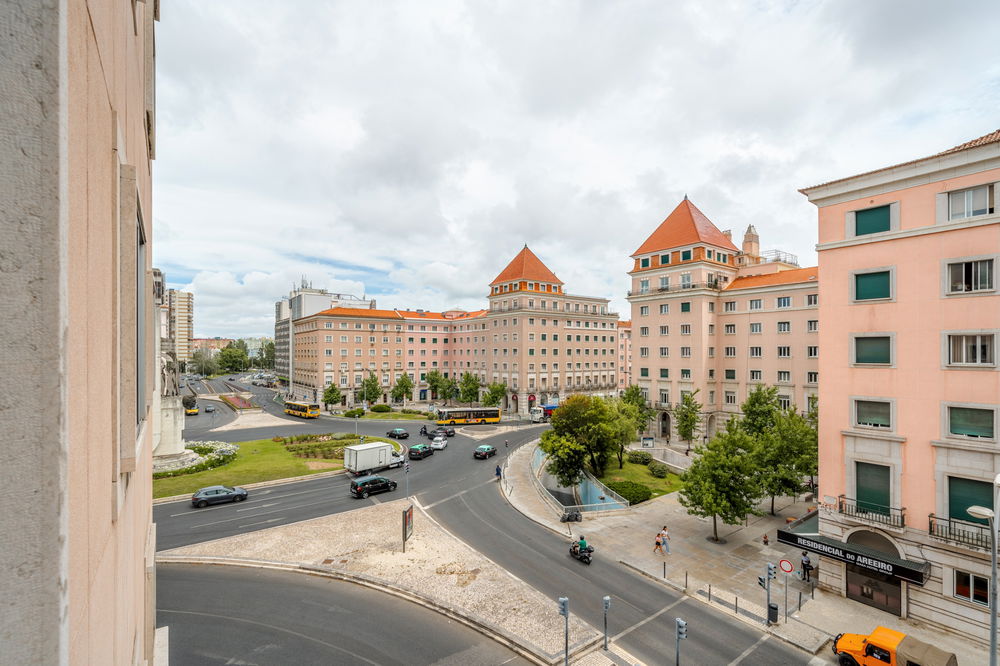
832;626;958;666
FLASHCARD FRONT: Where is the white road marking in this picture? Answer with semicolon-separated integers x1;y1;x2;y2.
189;497;341;529
237;502;278;512
238;518;284;528
728;633;769;665
422;478;500;510
610;597;686;642
167;484;345;517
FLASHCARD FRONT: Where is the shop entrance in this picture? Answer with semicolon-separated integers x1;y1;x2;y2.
845;530;903;615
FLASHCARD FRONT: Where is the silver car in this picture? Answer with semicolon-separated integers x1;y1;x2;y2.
430;435;448;450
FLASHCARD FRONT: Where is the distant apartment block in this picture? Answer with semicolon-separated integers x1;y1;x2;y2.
290;246;619;413
165;289;194;363
799;130;1000;648
626;198;818;442
191;337;234;357
618;320;632;390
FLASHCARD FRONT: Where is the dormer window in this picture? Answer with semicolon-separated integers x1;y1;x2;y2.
707;249;714;259
640;257;650;268
660;253;670;264
681;249;692;261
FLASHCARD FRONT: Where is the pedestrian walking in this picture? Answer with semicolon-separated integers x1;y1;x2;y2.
801;551;812;582
495;464;502;481
653;531;664;555
659;526;670;554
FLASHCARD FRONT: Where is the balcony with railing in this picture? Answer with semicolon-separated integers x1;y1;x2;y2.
838;495;905;529
627;280;723;297
929;514;991;551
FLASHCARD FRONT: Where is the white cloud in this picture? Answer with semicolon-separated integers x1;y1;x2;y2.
154;0;1000;338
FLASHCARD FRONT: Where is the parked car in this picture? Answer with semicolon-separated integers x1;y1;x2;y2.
204;405;216;413
386;428;409;439
408;444;434;460
430;435;448;450
191;485;248;508
474;444;497;459
350;475;398;499
832;626;956;666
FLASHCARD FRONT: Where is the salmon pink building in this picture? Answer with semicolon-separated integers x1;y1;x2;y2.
291;246;619;412
626;199;818;442
800;130;1000;648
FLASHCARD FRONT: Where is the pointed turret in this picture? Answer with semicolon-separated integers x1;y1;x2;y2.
490;246;562;287
631;199;739;257
742;224;760;258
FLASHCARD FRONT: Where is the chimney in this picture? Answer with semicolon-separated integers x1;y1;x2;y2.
742;224;760;259
722;230;732;241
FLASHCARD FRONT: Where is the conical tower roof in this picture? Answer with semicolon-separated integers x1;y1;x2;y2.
631;198;739;256
490;245;562;286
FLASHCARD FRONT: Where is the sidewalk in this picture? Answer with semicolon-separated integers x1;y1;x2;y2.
502;441;986;664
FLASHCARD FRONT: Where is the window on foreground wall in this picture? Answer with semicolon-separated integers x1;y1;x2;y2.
948;259;993;293
948;406;995;439
855;271;891;300
949;185;992;220
955;570;989;607
854;336;891;364
855;205;891;235
856;400;891;429
948;334;995;366
949;476;993;526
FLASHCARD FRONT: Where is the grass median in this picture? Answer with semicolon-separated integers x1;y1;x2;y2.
599;459;682;499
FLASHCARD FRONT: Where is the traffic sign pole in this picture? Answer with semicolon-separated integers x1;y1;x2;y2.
778;559;794;622
405;461;410;499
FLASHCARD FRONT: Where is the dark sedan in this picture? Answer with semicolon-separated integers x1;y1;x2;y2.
408;444;434;460
350;475;398;499
191;485;248;508
474;445;497;459
386;428;409;439
426;426;455;439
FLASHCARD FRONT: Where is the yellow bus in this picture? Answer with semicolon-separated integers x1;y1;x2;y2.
436;407;501;425
284;401;321;418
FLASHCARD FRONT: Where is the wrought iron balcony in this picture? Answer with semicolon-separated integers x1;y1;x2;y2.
929;513;991;550
838;495;905;528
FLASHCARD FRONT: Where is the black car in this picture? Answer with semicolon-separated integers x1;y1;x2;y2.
191;485;248;508
386;428;409;439
408;444;434;459
350;475;398;499
204;405;216;413
426;426;455;439
474;444;497;459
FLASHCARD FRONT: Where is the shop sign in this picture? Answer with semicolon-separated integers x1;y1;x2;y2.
777;531;928;585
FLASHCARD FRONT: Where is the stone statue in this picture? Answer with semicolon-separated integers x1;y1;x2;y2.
161;351;180;397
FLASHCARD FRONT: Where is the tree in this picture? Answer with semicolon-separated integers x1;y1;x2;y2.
182;395;197;410
458;372;481;405
262;340;275;369
779;405;819;493
538;430;589;488
481;382;507;408
679;420;763;541
740;384;780;438
605;397;642;469
322;384;343;410
621;384;655;434
189;350;217;376
550;394;616;477
674;389;702;455
424;370;445;401
753;424;804;516
359;371;382;406
216;345;248;373
390;373;414;406
439;376;458;406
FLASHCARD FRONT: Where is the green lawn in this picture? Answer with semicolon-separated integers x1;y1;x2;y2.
152;435;399;498
599;459;683;499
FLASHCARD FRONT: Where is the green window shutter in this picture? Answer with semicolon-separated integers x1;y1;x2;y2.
856;462;890;515
725;369;736;379
641;258;650;268
855;271;891;300
949;476;993;525
855;205;891;235
660;254;670;264
640;368;649;377
856;400;891;428
659;368;668;378
855;337;891;364
680;302;691;313
949;407;995;438
681;250;692;260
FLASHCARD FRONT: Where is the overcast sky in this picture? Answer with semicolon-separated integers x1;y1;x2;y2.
153;0;1000;339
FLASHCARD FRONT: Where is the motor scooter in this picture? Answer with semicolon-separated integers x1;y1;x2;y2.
569;542;594;565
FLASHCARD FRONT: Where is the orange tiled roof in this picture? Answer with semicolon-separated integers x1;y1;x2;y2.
725;267;818;290
801;129;1000;192
314;307;403;319
490;245;562;286
618;320;631;328
632;198;739;256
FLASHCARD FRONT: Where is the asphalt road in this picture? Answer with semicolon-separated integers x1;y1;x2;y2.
158;563;529;665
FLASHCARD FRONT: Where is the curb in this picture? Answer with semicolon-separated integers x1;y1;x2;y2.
155;555;590;665
153;468;348;505
497;444;574;539
616;560;830;656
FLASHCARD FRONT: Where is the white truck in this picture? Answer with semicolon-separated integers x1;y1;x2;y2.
344;442;404;475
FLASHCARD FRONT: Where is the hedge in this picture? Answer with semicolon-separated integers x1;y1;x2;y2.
605;480;652;505
371;404;391;413
343;408;365;418
648;462;669;478
153;441;240;479
627;450;653;465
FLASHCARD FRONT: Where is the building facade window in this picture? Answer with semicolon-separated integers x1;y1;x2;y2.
750;322;762;334
725;324;736;335
856;461;891;514
681;369;691;379
807;294;818;306
640;306;649;316
807;371;818;384
854;204;892;236
855;399;891;429
749;346;762;358
640;368;649;377
659;368;669;378
853;335;892;365
949;185;993;220
807;320;818;332
777;321;790;333
777;346;791;358
724;301;736;312
777;371;790;382
681;324;691;335
680;302;691;313
947;259;994;294
725;346;736;357
681;347;691;358
749;369;762;381
854;270;892;301
947;333;995;366
776;296;791;309
955;570;990;607
808;346;818;358
725;369;736;380
659;304;669;314
947;405;995;439
725;391;736;405
749;299;762;310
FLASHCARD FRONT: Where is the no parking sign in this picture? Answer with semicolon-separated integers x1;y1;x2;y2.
779;559;794;573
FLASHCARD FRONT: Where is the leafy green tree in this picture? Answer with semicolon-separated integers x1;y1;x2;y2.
674;389;702;455
458;372;481;405
322;384;343;410
481;382;507;408
740;384;780;438
189;350;218;376
262;340;275;369
182;395;197;410
216;345;248;373
550;394;615;476
679;419;763;541
778;405;819;493
232;339;249;355
753;425;804;516
605;397;642;469
621;384;655;433
391;373;414;406
424;370;445;400
440;376;458;406
538;430;589;488
359;371;382;406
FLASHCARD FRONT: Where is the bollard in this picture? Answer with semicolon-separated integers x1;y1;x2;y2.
708;584;712;603
663;561;666;579
798;591;802;611
735;596;739;616
685;571;688;591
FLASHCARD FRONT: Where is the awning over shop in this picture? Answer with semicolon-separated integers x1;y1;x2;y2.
777;512;930;586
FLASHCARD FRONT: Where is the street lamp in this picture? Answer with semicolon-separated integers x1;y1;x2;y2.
970;475;1000;666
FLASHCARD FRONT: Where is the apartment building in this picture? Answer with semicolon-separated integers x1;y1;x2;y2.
165;289;194;363
798;131;1000;647
291;246;619;412
1;0;159;662
191;337;235;357
618;321;632;390
627;198;818;442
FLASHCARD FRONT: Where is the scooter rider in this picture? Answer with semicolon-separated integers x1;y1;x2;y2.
575;535;588;554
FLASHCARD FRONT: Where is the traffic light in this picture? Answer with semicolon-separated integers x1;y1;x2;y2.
558;597;569;617
675;618;688;640
767;562;776;580
757;575;766;589
603;596;611;612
